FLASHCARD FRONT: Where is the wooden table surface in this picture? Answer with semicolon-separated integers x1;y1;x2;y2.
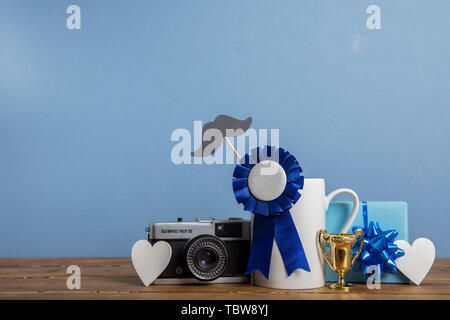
0;258;449;300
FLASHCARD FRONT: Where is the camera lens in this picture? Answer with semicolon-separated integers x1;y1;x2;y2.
196;248;218;270
184;235;228;281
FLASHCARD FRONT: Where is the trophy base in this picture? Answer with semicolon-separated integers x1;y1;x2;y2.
329;283;353;291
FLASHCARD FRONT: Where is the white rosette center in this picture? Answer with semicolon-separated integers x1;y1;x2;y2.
247;160;287;201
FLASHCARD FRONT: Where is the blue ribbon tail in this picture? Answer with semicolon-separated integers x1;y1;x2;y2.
246;214;275;279
274;211;311;275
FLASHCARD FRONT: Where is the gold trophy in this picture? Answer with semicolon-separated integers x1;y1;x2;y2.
318;229;364;291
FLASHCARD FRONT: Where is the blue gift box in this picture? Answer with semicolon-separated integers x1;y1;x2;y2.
325;201;409;283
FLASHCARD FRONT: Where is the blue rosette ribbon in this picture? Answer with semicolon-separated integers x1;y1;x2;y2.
352;201;405;276
232;146;310;279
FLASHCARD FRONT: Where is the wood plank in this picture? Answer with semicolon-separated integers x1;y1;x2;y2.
0;258;448;300
1;292;449;300
1;258;448;278
1;276;447;293
0;257;129;267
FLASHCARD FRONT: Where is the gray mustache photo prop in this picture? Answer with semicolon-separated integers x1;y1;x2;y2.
191;115;252;158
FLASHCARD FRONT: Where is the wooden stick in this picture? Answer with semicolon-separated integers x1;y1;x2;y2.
223;137;241;160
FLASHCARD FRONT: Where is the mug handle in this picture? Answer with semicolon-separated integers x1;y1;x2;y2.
324;188;359;233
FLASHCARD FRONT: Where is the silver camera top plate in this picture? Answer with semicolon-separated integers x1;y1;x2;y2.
148;218;250;241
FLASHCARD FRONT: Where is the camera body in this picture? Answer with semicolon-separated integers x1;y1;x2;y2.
147;218;251;284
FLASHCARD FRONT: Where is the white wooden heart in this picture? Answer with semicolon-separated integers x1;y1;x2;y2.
131;240;172;286
394;238;435;286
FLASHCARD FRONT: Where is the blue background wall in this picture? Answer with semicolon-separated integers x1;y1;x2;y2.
1;1;449;257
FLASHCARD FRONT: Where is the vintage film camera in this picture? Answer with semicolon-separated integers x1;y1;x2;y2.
147;218;251;284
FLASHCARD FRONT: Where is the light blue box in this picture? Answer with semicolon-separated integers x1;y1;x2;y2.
325;201;409;283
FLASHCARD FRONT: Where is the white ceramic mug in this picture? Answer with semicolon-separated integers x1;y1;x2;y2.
253;178;359;289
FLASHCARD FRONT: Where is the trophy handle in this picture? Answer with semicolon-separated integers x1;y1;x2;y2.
318;229;333;270
351;228;365;268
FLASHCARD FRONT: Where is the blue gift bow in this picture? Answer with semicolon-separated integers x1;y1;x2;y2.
232;146;310;279
352;201;405;276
